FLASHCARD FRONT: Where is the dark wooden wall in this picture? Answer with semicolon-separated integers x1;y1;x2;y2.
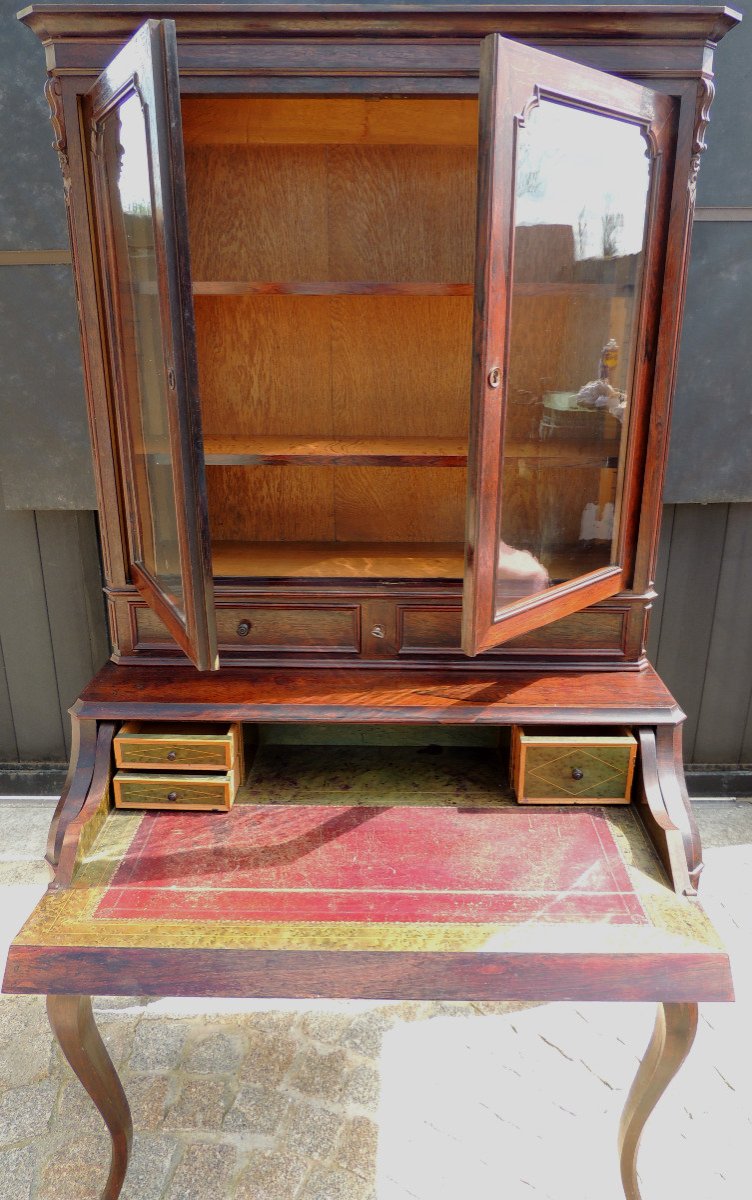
0;506;108;766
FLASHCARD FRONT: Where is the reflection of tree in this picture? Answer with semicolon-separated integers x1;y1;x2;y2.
602;209;624;257
517;139;545;199
576;207;588;259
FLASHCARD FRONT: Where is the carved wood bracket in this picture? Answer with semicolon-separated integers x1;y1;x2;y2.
689;76;715;204
44;76;72;205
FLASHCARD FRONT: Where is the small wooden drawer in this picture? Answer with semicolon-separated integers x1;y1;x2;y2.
114;722;243;772
215;606;360;652
511;726;637;804
113;766;238;812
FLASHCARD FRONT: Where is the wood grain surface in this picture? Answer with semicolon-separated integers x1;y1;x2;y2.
73;661;684;725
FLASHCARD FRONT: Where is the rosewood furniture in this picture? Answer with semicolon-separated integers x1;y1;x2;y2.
4;4;739;1198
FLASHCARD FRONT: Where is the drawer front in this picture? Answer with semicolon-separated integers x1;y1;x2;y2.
114;722;241;771
216;606;360;650
113;769;237;811
398;606;627;655
135;604;360;653
513;728;636;804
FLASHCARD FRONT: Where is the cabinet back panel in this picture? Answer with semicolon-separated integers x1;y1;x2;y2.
195;295;334;438
186;145;330;279
181;97;479;148
327;145;475;281
195;295;471;441
330;295;471;438
206;465;466;544
206;466;336;542
186;144;476;281
187;96;476;578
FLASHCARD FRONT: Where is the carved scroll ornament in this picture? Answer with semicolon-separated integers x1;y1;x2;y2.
44;76;72;205
689;76;715;203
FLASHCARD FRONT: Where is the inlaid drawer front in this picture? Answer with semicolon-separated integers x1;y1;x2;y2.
399;607;626;654
114;722;242;771
511;726;637;805
113;767;238;812
216;606;360;650
134;604;360;653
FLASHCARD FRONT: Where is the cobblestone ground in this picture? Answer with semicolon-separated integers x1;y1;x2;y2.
0;800;750;1200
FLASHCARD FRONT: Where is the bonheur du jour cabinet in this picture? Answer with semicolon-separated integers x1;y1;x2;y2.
3;6;740;1199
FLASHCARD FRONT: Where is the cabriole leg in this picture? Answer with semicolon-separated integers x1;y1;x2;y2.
618;1001;698;1200
47;994;133;1200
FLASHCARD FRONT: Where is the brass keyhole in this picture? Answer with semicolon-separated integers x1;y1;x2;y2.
488;366;501;388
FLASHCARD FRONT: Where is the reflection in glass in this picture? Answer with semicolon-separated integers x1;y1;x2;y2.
495;99;651;616
102;93;184;616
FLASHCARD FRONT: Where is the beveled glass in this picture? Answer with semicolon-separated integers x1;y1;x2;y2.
102;92;184;616
494;98;651;615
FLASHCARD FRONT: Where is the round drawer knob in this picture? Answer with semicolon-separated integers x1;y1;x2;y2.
237;621;252;637
166;791;178;802
571;768;584;781
371;624;385;639
167;750;177;762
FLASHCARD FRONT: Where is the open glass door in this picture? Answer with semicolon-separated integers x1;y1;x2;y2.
462;35;675;657
88;20;218;671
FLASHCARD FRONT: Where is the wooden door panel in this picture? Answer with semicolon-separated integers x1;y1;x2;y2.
462;35;676;656
87;20;217;671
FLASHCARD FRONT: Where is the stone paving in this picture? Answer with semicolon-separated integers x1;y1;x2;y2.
0;797;750;1200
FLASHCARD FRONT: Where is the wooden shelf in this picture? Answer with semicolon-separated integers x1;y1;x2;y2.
210;541;615;581
212;541;465;579
191;281;623;298
199;436;619;468
192;281;473;297
202;436;468;466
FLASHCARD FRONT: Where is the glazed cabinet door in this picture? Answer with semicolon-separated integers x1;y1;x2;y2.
462;35;676;656
87;20;218;671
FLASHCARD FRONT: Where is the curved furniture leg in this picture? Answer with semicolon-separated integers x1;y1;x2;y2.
636;728;699;895
55;721;116;889
618;1001;698;1200
47;995;133;1200
655;725;703;893
46;714;99;870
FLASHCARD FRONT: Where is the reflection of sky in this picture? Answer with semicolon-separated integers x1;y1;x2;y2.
516;100;650;259
115;91;152;215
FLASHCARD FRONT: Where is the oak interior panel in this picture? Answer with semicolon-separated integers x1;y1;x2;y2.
206;466;336;542
206;465;467;547
329;295;471;438
195;296;334;439
332;467;467;542
181;97;479;147
326;145;476;281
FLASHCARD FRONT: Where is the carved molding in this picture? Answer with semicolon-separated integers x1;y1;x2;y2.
688;76;715;204
44;76;72;205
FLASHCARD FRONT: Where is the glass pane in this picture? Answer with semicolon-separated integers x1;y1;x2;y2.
495;99;651;616
101;92;184;616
